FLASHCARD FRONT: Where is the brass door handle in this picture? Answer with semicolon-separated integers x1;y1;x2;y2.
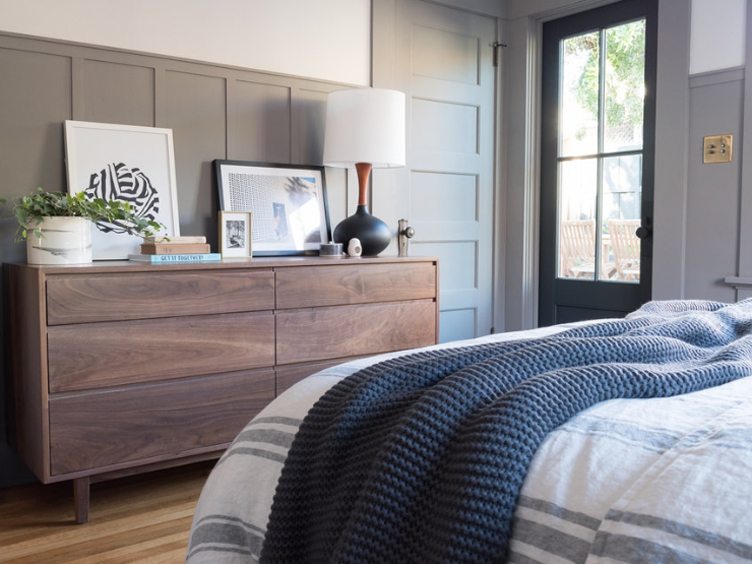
397;219;415;257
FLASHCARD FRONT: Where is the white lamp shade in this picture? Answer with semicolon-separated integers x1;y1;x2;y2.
323;88;406;168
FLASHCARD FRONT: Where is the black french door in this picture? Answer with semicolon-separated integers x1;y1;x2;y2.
539;0;657;326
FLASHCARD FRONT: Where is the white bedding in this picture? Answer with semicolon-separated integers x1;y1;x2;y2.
187;321;752;563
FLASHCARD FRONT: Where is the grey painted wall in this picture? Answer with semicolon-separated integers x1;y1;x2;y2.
0;33;352;488
685;69;744;302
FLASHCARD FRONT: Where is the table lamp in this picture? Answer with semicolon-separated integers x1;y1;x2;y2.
323;88;406;256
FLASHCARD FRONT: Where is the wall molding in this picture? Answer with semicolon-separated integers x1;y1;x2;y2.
689;66;744;88
428;0;505;17
724;276;752;287
505;0;621;22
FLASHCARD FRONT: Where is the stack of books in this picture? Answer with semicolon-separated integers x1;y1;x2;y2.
128;236;221;263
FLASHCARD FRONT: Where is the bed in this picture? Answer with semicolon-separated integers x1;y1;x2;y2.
187;300;752;563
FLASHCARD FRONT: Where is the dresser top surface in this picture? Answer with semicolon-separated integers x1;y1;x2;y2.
7;255;438;275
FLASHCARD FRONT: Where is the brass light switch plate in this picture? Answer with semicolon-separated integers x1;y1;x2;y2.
703;134;733;164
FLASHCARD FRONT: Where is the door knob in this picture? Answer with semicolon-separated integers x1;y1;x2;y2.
397;219;415;257
635;225;651;239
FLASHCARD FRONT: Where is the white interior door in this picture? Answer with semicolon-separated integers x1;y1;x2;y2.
373;0;497;342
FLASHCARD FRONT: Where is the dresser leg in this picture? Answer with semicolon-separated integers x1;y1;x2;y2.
73;477;90;524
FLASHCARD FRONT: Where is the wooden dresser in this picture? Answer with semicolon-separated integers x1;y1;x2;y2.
6;256;438;522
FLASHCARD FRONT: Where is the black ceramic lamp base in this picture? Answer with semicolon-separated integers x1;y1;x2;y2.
333;205;391;256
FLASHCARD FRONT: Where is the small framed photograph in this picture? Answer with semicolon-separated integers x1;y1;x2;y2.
65;120;180;260
219;211;252;258
214;160;330;256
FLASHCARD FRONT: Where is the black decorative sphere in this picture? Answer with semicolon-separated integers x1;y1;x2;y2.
333;205;391;256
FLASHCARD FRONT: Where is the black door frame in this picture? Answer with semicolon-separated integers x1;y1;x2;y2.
539;0;657;326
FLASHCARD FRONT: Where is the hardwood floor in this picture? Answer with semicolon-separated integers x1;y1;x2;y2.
0;462;214;563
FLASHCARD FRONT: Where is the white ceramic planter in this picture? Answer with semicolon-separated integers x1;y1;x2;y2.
26;216;93;265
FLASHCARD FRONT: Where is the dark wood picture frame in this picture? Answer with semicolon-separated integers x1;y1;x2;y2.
214;160;331;256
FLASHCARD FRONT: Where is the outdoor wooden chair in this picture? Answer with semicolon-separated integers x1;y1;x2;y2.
559;219;596;278
608;218;641;281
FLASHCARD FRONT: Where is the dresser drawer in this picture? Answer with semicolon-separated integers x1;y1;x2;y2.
276;300;436;365
46;270;274;325
48;311;274;392
8;257;439;511
275;262;436;309
49;370;274;476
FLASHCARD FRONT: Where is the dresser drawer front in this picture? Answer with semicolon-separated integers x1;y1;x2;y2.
276;300;437;365
48;312;275;392
275;262;436;309
46;270;274;325
49;370;274;476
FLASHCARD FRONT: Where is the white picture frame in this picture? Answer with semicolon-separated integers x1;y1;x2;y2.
219;211;252;258
64;120;180;260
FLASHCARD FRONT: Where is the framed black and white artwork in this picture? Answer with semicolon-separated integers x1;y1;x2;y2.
214;160;330;256
64;120;180;260
219;211;252;258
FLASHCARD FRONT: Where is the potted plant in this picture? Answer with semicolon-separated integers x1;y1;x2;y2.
12;189;163;265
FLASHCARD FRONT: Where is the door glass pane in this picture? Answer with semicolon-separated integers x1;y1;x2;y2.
603;19;646;152
600;154;642;282
560;32;599;157
558;159;597;279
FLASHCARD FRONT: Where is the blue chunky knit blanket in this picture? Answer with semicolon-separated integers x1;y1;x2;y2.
260;300;752;563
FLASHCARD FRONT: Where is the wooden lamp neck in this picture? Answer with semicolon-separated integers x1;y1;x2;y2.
355;162;373;207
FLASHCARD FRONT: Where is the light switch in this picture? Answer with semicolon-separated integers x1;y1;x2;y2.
703;134;733;164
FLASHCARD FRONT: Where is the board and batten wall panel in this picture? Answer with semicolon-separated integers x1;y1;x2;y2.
80;60;155;127
164;71;228;246
291;87;350;223
0;32;351;488
292;88;331;166
0;47;74;485
229;81;292;164
0;49;71;198
685;71;744;303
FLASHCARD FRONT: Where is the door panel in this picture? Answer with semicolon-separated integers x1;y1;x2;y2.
412;99;479;154
374;0;496;342
411;172;477;222
539;0;657;326
412;24;480;85
440;309;476;343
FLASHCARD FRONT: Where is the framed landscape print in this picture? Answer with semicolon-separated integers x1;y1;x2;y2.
214;160;330;256
64;120;180;259
219;211;252;258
